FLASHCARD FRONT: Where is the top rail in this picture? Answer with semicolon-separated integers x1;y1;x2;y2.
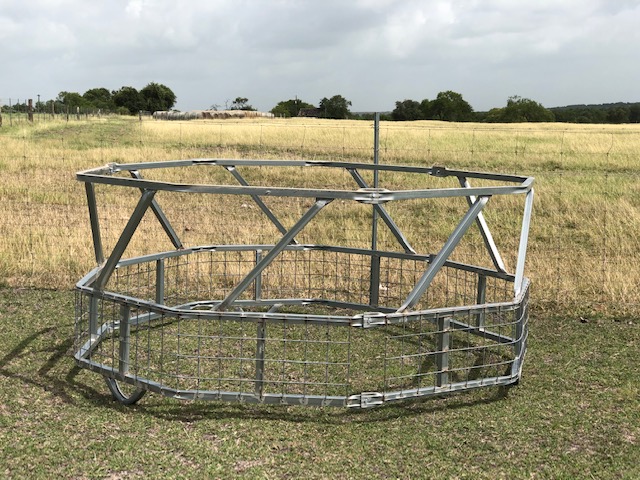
77;160;534;204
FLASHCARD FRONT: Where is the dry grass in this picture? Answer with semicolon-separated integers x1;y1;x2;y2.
0;116;639;313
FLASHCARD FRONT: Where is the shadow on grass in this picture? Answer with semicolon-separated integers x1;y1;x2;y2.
131;383;515;426
0;324;109;407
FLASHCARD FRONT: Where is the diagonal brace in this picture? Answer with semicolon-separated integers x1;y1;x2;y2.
93;189;156;290
130;171;183;249
214;198;333;311
225;166;293;241
347;168;416;254
397;196;490;313
459;177;506;273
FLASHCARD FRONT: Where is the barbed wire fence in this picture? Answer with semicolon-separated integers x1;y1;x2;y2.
0;114;638;316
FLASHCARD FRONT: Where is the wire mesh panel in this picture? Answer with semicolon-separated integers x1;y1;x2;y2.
74;159;533;407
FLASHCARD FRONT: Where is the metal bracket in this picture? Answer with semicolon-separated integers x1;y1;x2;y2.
347;392;384;408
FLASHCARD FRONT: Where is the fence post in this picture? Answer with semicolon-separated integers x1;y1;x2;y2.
28;99;33;122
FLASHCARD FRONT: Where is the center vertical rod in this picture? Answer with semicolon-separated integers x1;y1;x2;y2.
369;113;381;307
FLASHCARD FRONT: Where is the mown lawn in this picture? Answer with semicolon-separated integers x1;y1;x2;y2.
0;288;637;479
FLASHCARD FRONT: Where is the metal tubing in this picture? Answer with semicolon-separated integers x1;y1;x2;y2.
225;166;291;238
514;189;534;296
118;304;131;375
94;189;156;291
84;183;104;265
89;296;99;337
130;171;183;249
398;196;490;312
255;318;266;398
369;255;381;307
214;198;333;311
155;259;165;304
459;177;506;273
476;274;487;327
436;316;450;387
348;169;416;254
254;250;263;301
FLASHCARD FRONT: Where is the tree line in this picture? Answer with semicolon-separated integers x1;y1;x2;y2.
1;82;177;116
270;92;640;124
3;82;640;124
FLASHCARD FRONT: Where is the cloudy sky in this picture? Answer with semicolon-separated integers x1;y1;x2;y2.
1;0;639;112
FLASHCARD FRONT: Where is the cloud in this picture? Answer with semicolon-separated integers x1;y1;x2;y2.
1;0;639;112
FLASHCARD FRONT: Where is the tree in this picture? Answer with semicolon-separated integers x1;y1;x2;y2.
271;98;315;117
57;91;90;109
420;99;435;119
112;86;144;115
230;97;256;111
319;95;352;119
607;106;630;124
494;96;555;122
431;91;474;121
140;82;177;113
391;99;423;121
83;87;115;111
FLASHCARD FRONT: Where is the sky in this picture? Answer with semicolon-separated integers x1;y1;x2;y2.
1;0;640;113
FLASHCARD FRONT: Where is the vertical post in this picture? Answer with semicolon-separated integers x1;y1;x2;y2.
155;259;165;304
514;189;534;296
255;318;266;398
369;113;381;307
511;299;526;378
475;274;487;328
85;183;104;265
89;296;99;338
28;99;33;122
436;316;450;387
254;250;263;301
119;304;131;376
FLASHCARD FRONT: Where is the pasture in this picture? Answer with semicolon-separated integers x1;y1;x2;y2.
0;116;638;478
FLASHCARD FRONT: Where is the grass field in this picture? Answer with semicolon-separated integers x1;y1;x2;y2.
0;116;639;478
0;288;637;478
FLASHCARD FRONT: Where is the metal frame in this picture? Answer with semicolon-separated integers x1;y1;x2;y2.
74;157;533;408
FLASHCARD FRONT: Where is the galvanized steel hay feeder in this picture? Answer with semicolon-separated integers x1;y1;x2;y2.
74;159;533;407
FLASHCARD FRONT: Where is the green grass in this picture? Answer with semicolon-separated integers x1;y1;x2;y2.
0;288;637;479
1;117;639;477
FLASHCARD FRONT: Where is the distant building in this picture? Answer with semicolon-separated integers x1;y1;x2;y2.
298;108;322;118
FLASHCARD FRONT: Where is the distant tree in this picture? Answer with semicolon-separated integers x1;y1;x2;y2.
112;86;144;115
140;82;177;113
607;106;630;124
420;99;435;119
319;95;352;119
230;97;256;111
83;88;115;111
431;91;474;121
391;99;423;121
629;104;640;123
57;91;90;109
494;96;555;123
271;98;315;117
